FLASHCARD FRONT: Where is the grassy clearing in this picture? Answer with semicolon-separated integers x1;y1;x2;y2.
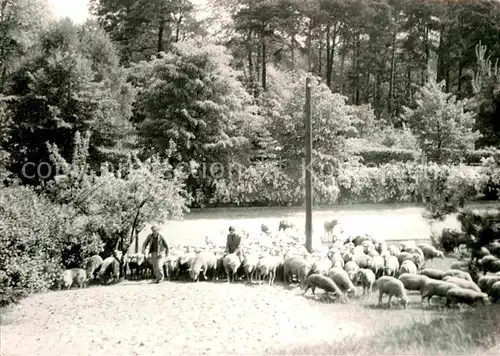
269;304;500;356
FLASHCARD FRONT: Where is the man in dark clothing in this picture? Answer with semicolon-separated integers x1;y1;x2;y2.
225;226;243;262
142;226;169;283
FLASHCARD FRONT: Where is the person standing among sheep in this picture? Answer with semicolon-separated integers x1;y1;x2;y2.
225;226;243;262
142;225;169;283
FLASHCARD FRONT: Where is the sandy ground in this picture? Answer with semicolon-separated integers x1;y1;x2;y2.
0;280;419;356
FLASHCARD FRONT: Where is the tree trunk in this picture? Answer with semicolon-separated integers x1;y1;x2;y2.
307;18;313;72
261;35;267;91
157;20;165;53
388;29;396;116
457;59;463;97
175;15;183;42
355;33;361;105
339;38;346;95
423;24;429;84
247;30;255;97
326;23;337;90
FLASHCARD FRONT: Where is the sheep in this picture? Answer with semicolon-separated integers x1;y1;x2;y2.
283;256;311;287
124;253;146;280
398;252;413;265
421;280;458;306
354;268;376;298
398;273;429;294
420;268;445;280
163;255;180;280
377;242;388;255
478;275;498;293
84;255;103;281
324;219;338;237
327;267;356;298
352;235;370;247
497;271;500;276
489;281;500;303
241;254;260;283
352;246;366;256
477;255;500;275
189;252;218;282
443;269;473;282
374;276;409;309
388;244;401;257
367;249;380;258
178;251;198;280
445;288;489;307
417;243;445;267
442;276;481;293
307;258;333;278
471;246;491;262
384;255;399;277
411;252;425;270
61;268;87;289
368;255;385;278
352;253;371;269
403;246;424;257
483;276;500;294
256;255;282;285
327;250;344;268
344;261;360;281
223;253;241;283
278;220;295;231
303;274;344;301
487;241;500;258
98;256;120;284
398;260;417;276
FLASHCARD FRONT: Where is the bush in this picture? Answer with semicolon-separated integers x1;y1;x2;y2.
358;147;420;165
210;162;484;207
464;148;500;165
0;186;68;306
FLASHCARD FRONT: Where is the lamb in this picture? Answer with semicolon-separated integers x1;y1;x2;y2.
420;268;445;280
354;268;375;298
283;256;311;287
303;274;344;301
344;261;360;281
442;276;481;293
223;253;241;283
164;255;180;280
242;254;260;283
327;267;356;298
417;243;445;267
411;253;425;270
84;255;103;281
256;255;282;285
368;255;385;278
374;276;409;309
384;255;399;277
489;281;500;303
398;273;429;293
443;269;473;282
61;268;87;289
189;252;218;282
178;252;197;280
124;253;146;280
307;258;333;278
445;288;489;307
398;260;417;276
421;280;458;306
98;256;120;284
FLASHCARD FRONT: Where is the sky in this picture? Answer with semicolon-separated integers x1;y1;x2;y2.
47;0;210;24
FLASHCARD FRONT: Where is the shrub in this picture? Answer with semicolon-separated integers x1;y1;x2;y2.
464;148;500;165
0;186;68;306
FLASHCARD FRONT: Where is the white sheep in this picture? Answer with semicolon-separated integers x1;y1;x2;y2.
417;243;445;267
327;267;356;299
445;288;489;307
398;260;417;276
354;268;376;298
384;255;399;277
344;261;360;281
368;255;385;278
388;244;401;257
397;252;413;265
308;258;333;277
443;276;481;293
352;253;372;269
421;279;458;306
374;276;409;309
443;269;473;282
398;273;429;294
61;268;87;289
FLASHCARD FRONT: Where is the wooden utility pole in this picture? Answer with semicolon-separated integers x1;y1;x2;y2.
305;76;313;253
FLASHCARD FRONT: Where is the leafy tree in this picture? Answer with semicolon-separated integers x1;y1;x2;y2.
3;19;136;183
402;80;481;164
129;42;262;197
45;131;191;275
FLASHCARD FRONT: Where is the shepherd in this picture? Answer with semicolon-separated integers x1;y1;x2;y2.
142;226;169;283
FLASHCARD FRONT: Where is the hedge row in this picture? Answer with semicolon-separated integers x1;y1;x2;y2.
353;147;500;166
210;162;487;206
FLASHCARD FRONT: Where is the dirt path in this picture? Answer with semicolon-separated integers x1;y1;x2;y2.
1;281;371;356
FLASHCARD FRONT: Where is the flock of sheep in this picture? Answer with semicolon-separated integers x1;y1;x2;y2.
61;220;500;309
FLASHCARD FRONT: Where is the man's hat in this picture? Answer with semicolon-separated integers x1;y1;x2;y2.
229;226;235;232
